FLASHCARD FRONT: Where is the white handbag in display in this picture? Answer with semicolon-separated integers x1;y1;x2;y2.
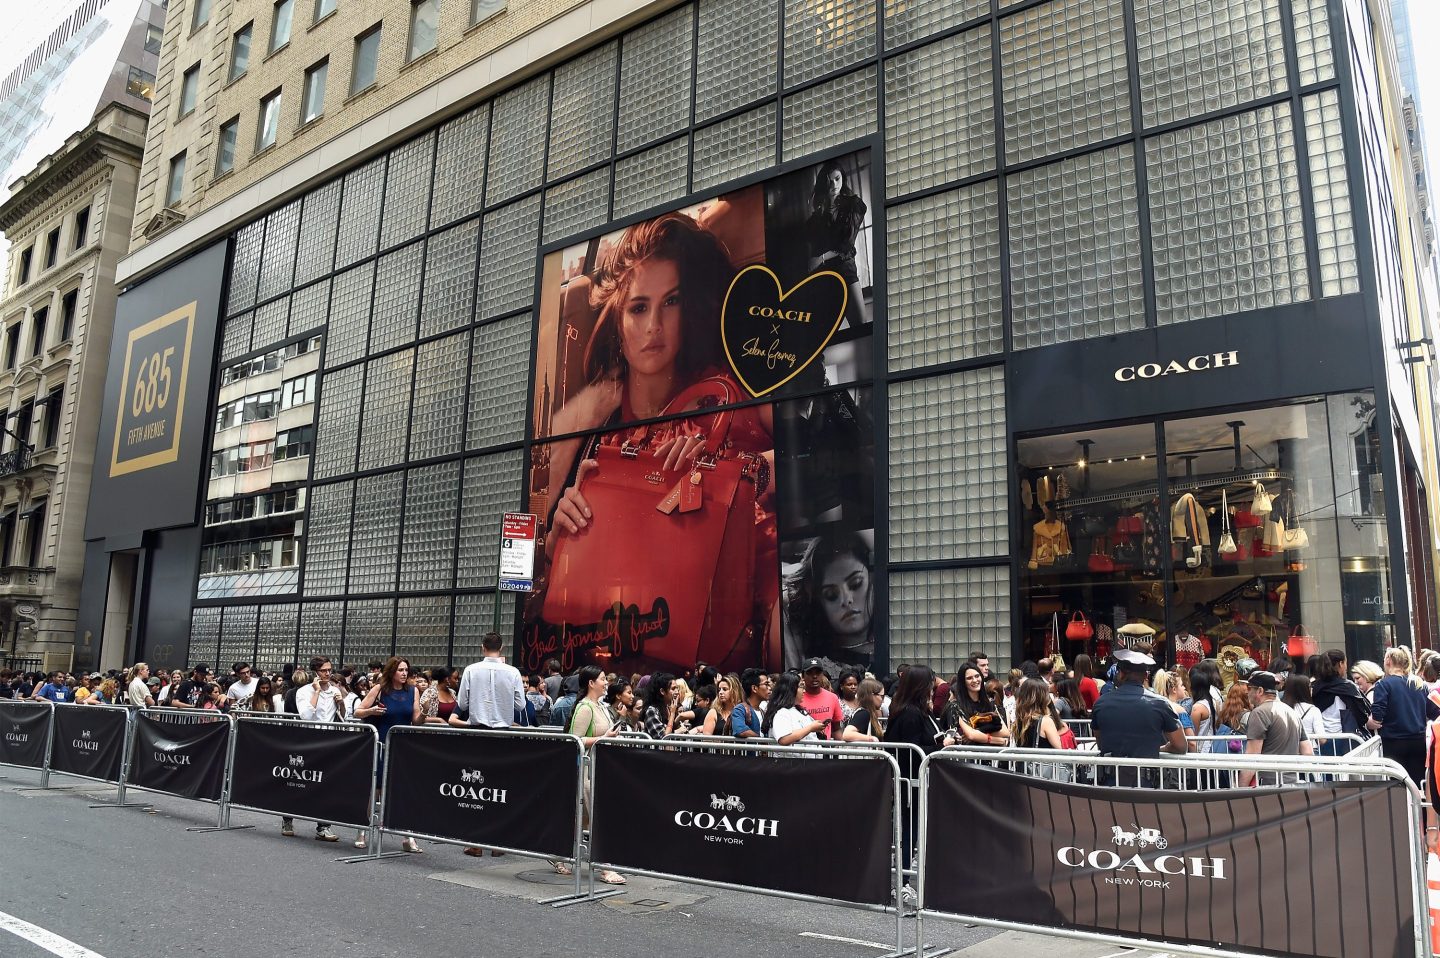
1217;488;1238;555
1251;481;1273;515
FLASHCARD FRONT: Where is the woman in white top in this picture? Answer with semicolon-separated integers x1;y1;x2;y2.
1282;674;1326;746
761;673;826;744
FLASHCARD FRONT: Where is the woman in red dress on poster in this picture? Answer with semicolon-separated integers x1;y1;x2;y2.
541;213;779;671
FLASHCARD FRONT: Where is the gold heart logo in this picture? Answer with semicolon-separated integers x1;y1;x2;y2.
720;265;848;398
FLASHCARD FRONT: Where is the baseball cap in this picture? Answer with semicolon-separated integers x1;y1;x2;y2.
802;658;825;673
1247;670;1279;693
1234;657;1259;681
192;663;209;674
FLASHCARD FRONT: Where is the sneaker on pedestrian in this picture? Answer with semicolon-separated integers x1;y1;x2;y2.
402;837;423;853
315;826;339;842
281;818;295;837
353;832;367;849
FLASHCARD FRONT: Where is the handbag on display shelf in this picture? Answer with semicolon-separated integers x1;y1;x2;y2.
1251;481;1274;516
1232;508;1264;529
1280;491;1309;550
1217;489;1238;555
1065;610;1094;641
1116;514;1144;536
541;377;761;670
1286;625;1318;658
1088;538;1117;573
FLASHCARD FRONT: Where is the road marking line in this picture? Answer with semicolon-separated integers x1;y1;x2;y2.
0;910;108;958
798;931;891;950
1093;950;1139;958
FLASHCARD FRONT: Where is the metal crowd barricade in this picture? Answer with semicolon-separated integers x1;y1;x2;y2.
0;697;54;785
226;711;380;833
123;709;247;832
916;747;1428;958
1064;717;1093;738
373;725;609;904
45;702;144;808
583;736;930;958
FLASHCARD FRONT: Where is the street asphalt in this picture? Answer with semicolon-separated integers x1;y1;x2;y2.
0;767;1166;958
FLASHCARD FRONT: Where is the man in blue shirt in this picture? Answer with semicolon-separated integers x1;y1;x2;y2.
30;671;73;703
1092;649;1187;785
730;668;771;738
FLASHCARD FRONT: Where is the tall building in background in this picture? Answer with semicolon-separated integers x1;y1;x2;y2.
0;0;164;296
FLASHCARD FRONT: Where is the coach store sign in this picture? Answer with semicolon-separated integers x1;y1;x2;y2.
1113;350;1238;382
1008;301;1374;433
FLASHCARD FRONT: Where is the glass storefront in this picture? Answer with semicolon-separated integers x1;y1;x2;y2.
1018;393;1393;670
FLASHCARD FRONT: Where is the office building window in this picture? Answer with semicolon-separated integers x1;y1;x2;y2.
179;63;201;117
281;372;316;408
43;228;59;269
22;498;45;568
166;152;187;207
257;91;282;151
408;0;438;61
126;66;155;100
471;0;504;26
216;117;239;175
17;248;31;286
314;0;336;21
72;207;89;251
351;25;380;94
275;425;315;461
145;23;164;54
302;59;327;124
30;308;46;357
59;290;77;342
14;401;33;451
3;326;18;369
192;0;212;30
270;0;294;52
230;24;253;82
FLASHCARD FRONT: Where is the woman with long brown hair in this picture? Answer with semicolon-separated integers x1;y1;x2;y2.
353;657;421;852
1013;678;1064;749
700;672;743;735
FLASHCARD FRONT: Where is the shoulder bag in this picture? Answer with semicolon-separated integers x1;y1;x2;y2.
1217;488;1238;555
541;377;763;671
1065;611;1094;641
1251;481;1273;516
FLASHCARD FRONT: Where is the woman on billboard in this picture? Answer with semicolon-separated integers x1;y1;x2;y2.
539;212;779;673
782;529;875;670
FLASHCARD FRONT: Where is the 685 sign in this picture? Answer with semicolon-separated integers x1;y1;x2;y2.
110;303;195;477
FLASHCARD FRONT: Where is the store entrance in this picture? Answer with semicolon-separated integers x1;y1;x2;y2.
1017;393;1392;674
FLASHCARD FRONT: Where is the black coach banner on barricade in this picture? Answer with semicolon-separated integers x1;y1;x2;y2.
228;718;375;827
0;701;50;768
49;705;127;782
923;759;1417;958
127;712;229;801
590;743;894;905
383;727;578;858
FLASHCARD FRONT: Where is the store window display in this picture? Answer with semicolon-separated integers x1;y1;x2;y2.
1018;394;1393;669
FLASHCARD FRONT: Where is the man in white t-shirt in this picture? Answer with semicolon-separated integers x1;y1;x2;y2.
127;663;154;708
282;656;341;842
456;633;524;729
225;662;259;708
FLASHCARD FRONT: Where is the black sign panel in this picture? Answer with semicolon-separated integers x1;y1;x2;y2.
383;729;579;858
924;760;1415;958
0;702;50;768
49;705;127;782
590;745;894;905
86;242;225;542
229;719;376;827
127;712;229;801
1007;297;1374;434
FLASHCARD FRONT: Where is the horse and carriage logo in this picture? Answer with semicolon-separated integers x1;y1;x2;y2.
460;768;485;784
709;793;745;813
288;754;305;768
1111;824;1168;849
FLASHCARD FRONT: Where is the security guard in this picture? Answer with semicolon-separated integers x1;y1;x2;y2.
1091;648;1188;785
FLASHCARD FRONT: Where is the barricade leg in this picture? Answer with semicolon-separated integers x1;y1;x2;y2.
338;750;403;864
545;752;622;906
87;720;148;809
186;728;253;832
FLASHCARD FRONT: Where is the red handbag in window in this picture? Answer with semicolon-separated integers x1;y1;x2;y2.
1232;509;1263;529
540;378;762;671
1065;611;1094;641
1286;625;1318;657
1087;539;1116;574
1115;514;1144;535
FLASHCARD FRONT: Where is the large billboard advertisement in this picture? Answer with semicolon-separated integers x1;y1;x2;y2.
522;149;879;675
86;241;226;542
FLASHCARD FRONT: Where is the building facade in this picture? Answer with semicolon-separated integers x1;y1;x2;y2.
77;0;1440;681
0;104;149;672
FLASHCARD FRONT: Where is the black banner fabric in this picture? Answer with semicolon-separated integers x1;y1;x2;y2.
229;720;375;827
49;706;127;782
0;702;50;769
924;761;1417;958
127;713;229;801
383;730;579;858
590;745;894;905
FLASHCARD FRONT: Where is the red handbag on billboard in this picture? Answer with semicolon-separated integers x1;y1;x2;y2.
1065;611;1094;641
541;378;762;670
1286;625;1318;658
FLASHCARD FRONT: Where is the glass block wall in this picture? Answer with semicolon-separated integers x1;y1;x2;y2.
195;0;1355;673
